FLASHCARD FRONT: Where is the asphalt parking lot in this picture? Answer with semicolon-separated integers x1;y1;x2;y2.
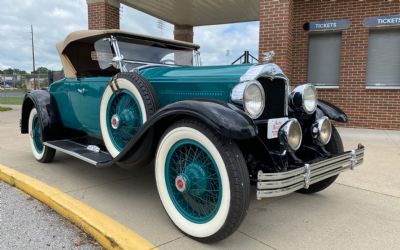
1;105;400;249
0;181;101;249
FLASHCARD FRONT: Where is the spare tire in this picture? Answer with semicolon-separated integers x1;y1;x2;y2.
100;72;159;157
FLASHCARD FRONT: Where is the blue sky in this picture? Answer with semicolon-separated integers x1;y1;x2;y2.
0;0;259;71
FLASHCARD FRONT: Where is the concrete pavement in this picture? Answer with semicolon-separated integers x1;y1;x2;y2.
1;105;399;249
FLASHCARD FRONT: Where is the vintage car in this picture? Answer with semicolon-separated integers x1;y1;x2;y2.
21;30;364;242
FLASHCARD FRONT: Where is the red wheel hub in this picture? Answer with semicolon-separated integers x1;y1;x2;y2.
175;175;188;192
111;115;120;129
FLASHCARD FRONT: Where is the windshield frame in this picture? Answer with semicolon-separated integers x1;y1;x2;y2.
109;35;199;71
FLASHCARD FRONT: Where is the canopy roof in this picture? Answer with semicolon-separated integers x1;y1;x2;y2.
120;0;259;26
57;29;199;54
57;29;200;78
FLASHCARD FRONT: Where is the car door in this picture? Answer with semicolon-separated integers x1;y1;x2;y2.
76;77;111;137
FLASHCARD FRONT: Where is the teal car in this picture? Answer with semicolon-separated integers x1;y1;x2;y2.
21;30;365;242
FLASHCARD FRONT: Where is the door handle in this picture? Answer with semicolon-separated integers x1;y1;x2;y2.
77;88;86;94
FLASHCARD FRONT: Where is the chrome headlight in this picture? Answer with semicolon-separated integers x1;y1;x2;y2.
289;84;317;114
231;80;265;119
312;117;332;145
278;119;302;151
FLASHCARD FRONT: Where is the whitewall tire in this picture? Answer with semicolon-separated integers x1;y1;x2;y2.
100;73;158;158
28;108;55;163
155;119;250;242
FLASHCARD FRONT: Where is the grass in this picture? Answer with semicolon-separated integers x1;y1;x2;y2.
0;96;23;105
0;88;26;93
0;106;12;112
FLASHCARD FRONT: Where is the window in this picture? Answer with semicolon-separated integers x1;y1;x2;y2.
366;29;400;87
307;32;342;87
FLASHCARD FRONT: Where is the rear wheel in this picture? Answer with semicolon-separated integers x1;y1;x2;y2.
155;119;250;242
28;108;55;163
298;125;343;194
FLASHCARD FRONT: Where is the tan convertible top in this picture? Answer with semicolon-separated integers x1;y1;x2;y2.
57;29;200;78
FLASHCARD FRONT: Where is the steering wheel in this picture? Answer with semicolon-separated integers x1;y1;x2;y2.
160;59;176;65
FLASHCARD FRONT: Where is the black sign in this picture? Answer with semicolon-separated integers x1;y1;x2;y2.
364;15;400;27
305;19;351;31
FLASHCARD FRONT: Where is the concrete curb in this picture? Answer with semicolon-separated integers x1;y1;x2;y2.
0;164;156;250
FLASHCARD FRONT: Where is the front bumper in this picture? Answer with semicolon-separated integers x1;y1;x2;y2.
256;144;365;199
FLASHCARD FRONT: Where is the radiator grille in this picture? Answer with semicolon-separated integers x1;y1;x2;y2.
258;77;287;119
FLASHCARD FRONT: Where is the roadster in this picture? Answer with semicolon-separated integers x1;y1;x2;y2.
21;30;364;242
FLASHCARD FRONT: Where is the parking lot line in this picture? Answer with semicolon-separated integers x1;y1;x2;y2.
0;164;156;250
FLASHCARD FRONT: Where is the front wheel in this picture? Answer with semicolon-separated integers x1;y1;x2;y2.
155;119;250;242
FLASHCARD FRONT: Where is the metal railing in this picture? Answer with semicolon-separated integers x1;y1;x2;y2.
231;51;258;65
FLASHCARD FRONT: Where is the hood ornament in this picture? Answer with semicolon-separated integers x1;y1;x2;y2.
262;51;275;64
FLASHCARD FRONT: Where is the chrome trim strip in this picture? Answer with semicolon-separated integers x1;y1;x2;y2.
256;144;365;199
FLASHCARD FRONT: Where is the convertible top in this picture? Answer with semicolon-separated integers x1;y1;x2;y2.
57;29;200;78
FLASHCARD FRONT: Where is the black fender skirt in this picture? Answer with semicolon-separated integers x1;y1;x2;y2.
317;99;348;123
100;100;258;168
20;90;63;141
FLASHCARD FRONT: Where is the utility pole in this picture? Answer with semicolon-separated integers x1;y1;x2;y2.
31;24;36;90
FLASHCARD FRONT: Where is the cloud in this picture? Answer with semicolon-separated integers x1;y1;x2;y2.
0;0;87;72
0;1;259;71
195;22;259;65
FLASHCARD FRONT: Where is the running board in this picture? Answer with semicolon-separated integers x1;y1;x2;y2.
44;140;113;167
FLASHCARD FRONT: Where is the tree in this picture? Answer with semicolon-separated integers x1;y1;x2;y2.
34;66;49;75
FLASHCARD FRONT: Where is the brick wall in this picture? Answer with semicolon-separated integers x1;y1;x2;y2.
88;1;119;30
260;0;400;129
259;0;294;75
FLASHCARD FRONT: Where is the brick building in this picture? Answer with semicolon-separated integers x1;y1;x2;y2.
86;0;400;129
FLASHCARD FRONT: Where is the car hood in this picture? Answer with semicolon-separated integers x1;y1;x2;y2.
139;64;254;85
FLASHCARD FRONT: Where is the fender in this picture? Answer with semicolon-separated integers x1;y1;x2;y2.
20;90;63;141
317;99;348;123
99;100;258;168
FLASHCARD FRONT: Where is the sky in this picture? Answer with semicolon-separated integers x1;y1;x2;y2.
0;0;259;72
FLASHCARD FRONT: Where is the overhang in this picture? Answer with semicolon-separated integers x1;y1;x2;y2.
120;0;259;26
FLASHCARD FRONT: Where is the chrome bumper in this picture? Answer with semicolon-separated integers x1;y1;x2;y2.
257;144;365;199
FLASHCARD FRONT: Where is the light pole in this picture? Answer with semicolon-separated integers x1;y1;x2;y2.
31;24;36;90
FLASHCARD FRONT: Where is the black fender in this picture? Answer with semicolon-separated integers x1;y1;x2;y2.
317;99;348;123
100;100;258;168
20;90;63;141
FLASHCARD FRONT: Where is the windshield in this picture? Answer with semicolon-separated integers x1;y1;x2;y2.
94;36;197;71
117;39;194;66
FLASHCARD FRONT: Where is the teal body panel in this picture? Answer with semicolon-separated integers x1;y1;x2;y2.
49;76;111;136
140;64;252;106
49;64;253;137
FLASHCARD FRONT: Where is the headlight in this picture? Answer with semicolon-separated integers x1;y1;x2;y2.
231;80;265;119
278;119;302;151
289;84;317;114
311;117;332;145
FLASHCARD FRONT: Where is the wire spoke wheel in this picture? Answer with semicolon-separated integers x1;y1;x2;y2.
106;89;143;151
28;108;55;163
155;119;250;242
100;73;159;159
166;139;222;223
31;114;44;153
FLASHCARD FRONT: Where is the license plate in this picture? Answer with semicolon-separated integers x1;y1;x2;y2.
267;117;289;139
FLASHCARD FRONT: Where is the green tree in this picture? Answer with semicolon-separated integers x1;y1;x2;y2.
35;67;49;75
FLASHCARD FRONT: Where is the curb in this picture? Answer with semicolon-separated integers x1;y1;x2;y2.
0;164;156;250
